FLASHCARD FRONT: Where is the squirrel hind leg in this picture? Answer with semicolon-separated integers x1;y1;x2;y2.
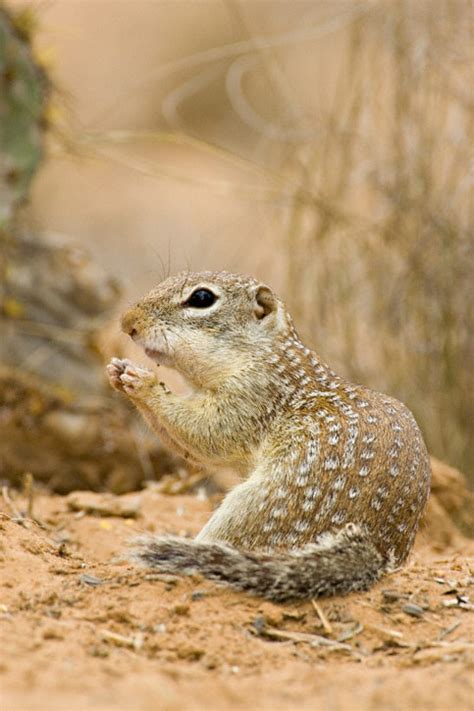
131;524;387;602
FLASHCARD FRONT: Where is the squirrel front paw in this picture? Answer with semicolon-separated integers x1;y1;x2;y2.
107;357;157;398
107;357;133;392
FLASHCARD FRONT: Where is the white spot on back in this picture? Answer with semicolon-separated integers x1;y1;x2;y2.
333;475;346;491
305;486;322;500
389;464;399;477
371;497;383;511
294;520;310;533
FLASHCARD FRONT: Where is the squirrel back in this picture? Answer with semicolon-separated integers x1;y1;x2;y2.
108;271;431;601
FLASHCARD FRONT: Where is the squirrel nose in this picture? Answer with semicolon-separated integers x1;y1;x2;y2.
121;309;139;340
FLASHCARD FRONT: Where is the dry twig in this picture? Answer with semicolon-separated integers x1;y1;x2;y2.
311;599;333;635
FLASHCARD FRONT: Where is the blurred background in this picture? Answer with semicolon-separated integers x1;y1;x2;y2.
2;0;473;483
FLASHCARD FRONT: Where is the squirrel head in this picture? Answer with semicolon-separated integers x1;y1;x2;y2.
121;271;291;387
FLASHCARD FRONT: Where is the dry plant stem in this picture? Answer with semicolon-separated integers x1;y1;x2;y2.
100;630;143;651
1;485;22;519
23;472;34;520
438;621;462;641
337;623;364;643
364;623;404;641
261;625;354;653
311;600;333;635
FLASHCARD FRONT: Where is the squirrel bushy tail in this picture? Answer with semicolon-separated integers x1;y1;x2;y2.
132;524;387;602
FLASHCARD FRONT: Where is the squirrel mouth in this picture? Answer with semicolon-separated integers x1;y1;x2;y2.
144;347;166;364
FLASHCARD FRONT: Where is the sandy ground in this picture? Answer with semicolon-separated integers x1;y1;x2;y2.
0;486;472;711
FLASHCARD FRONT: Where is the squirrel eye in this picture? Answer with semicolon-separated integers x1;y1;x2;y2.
184;288;217;308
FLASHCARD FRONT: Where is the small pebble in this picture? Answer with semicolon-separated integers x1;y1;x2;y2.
191;591;206;601
402;603;424;618
79;574;104;587
443;595;472;609
173;603;189;616
252;615;267;634
382;589;407;602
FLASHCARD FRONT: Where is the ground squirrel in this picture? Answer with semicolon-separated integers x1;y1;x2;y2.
107;271;431;601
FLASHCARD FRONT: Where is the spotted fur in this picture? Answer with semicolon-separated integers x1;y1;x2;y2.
107;271;431;601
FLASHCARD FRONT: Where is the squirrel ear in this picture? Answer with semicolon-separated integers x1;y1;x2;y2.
254;285;277;320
